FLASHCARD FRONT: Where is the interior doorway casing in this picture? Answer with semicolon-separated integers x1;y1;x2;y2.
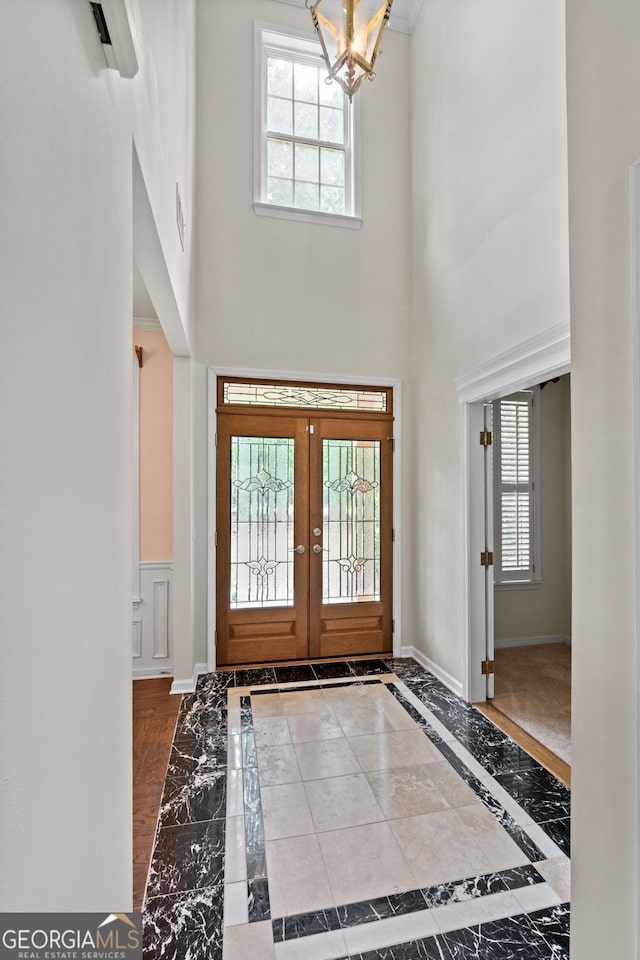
207;367;402;672
456;320;571;703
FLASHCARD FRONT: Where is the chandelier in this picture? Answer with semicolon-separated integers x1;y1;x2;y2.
306;0;394;100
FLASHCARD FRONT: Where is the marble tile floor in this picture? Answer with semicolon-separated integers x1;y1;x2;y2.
142;658;571;959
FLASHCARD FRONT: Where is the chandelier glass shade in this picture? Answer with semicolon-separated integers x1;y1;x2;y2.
306;0;394;99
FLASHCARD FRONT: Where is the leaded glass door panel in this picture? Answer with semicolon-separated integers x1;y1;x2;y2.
216;414;309;665
309;418;393;659
216;383;393;665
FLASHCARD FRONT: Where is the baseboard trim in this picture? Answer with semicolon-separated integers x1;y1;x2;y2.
495;635;571;649
133;669;174;681
400;645;464;698
171;662;208;695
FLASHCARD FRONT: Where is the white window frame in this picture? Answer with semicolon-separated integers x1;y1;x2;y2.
493;387;543;589
253;21;362;230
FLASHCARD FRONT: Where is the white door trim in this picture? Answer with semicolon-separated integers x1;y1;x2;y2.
628;160;640;955
207;366;402;671
456;320;571;702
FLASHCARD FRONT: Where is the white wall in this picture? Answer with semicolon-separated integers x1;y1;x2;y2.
494;375;572;642
0;0;195;910
195;0;411;379
192;0;411;675
407;0;570;681
566;0;640;954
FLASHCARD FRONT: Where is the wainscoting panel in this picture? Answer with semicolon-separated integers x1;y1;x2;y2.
133;561;173;678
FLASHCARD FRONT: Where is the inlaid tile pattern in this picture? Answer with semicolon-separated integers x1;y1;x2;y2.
143;660;570;959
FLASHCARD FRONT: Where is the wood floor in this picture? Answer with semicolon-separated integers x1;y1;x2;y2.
133;677;181;911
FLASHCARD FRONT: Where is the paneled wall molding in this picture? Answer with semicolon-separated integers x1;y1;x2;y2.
132;561;173;678
133;316;162;331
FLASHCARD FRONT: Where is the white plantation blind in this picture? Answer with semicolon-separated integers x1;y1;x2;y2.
494;391;537;582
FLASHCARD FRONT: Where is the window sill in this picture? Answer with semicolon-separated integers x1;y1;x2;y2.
495;580;544;592
254;201;362;230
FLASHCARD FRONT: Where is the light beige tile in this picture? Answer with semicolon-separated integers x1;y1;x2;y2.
389;809;490;887
534;856;571;902
280;689;334;716
377;696;419;731
254;716;292;748
348;729;442;771
266;834;335;918
223;921;275;960
287;713;344;744
273;929;347;960
305;773;385;832
294;737;361;781
365;765;451;819
226;768;244;817
227;733;243;770
423;760;482;809
318;821;415;904
224;881;248;926
257;743;302;787
455;804;529;871
251;693;285;719
227;704;242;736
224;815;246;883
333;704;396;737
261;781;315;840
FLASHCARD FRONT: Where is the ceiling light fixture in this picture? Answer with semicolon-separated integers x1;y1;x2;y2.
306;0;394;100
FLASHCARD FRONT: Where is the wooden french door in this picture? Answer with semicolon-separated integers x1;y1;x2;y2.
215;384;393;665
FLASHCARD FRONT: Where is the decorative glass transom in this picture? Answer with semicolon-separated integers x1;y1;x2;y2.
223;381;388;413
323;439;381;604
230;436;295;608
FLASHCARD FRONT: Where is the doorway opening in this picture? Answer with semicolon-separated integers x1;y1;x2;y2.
458;321;571;774
214;376;395;666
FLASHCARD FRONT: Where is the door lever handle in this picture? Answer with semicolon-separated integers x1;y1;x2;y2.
312;544;327;553
290;544;306;554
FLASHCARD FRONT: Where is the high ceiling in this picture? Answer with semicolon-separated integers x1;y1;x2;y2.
271;0;425;35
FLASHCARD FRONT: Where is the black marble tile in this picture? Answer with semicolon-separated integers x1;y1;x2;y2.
348;658;391;676
540;817;571;856
529;903;570;958
441;913;550;959
312;660;354;679
248;877;271;921
322;678;381;690
495;768;571;824
240;696;253;731
235;667;277;687
274;664;317;683
243;767;262;816
421;871;507;908
273;907;341;942
173;698;227;744
166;736;227;781
159;771;226;828
496;863;545;891
146;820;224;898
338;889;428;927
241;730;258;768
471;740;539;776
245;810;267;879
196;670;235;694
143;884;223;960
383;657;431;680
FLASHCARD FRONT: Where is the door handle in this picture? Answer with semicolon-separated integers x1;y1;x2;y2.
290;544;306;554
313;528;322;537
312;544;327;554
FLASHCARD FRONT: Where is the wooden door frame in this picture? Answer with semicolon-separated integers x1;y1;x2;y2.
207;367;402;671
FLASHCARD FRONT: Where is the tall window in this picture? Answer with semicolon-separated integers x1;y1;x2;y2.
254;24;360;228
493;389;541;585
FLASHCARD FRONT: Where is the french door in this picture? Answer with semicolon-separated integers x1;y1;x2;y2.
215;383;393;665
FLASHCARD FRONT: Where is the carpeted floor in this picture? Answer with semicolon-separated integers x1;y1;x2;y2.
492;643;571;765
